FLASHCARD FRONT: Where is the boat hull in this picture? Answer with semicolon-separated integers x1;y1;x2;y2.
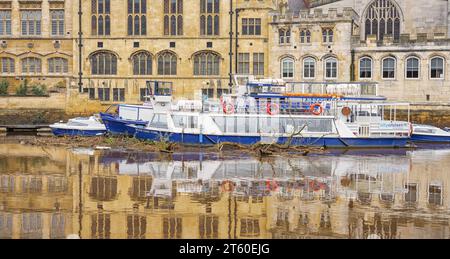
411;134;450;143
134;128;408;148
51;127;106;137
100;113;147;136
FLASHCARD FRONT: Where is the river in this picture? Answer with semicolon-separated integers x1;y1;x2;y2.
1;142;450;239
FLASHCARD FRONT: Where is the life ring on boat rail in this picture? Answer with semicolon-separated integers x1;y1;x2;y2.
221;180;235;192
310;103;323;116
222;102;235;114
341;106;352;116
266;180;279;191
266;103;280;115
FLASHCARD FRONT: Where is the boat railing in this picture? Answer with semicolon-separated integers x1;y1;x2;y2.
286;82;379;97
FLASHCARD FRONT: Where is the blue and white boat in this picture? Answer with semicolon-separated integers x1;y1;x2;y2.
130;76;411;148
100;81;172;136
50;116;106;137
100;104;152;135
411;124;450;143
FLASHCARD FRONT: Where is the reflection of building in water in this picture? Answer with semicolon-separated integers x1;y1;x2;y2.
2;145;450;238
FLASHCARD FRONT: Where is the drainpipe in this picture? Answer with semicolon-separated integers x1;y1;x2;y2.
229;0;234;91
350;49;355;81
78;0;83;93
235;8;241;74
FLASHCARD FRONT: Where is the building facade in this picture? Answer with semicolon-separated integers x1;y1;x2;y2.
271;0;450;102
1;0;450;106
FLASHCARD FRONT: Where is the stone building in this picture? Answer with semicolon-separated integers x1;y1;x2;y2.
74;0;275;103
271;0;450;102
0;0;74;91
1;0;450;108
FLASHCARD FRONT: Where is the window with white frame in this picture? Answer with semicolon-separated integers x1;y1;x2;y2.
21;10;42;36
281;57;294;79
0;10;12;36
322;28;333;43
132;51;152;75
406;57;419;79
242;18;261;36
430;57;444;79
359;57;372;79
300;30;311;43
50;10;64;36
1;57;14;74
253;53;264;76
48;57;68;74
237;53;250;74
325;58;337;79
382;57;396;79
303;57;315;79
128;0;147;36
279;28;291;44
158;51;177;75
21;57;42;74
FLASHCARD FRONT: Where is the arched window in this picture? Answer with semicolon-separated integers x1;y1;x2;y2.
406;57;420;79
0;57;15;74
157;51;177;75
382;57;396;79
430;56;444;79
322;28;333;43
200;0;219;36
281;57;294;79
21;57;42;74
92;0;110;36
193;52;220;76
300;30;311;44
90;51;117;75
279;29;291;44
359;57;372;79
303;57;315;79
48;57;68;74
364;0;401;41
324;57;337;79
164;0;183;36
131;51;152;75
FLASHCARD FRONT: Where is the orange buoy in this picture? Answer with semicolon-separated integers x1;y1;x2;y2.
310;103;323;116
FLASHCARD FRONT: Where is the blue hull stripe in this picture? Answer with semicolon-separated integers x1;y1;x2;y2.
51;128;106;137
134;128;408;148
411;134;450;143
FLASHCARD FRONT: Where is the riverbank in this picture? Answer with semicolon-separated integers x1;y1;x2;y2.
0;135;325;156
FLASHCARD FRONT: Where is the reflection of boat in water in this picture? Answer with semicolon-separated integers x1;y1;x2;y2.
94;149;412;200
50;116;106;137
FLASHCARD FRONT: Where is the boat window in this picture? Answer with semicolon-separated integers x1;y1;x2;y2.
67;121;88;127
173;115;198;129
150;114;168;129
414;128;435;134
280;118;333;133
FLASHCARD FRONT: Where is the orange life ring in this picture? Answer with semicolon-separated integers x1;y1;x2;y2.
266;180;279;191
266;103;280;115
341;107;352;116
221;180;235;192
310;103;323;116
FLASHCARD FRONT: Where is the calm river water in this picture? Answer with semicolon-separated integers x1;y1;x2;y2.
1;142;450;239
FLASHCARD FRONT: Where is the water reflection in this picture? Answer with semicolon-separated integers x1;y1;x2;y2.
1;144;450;239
